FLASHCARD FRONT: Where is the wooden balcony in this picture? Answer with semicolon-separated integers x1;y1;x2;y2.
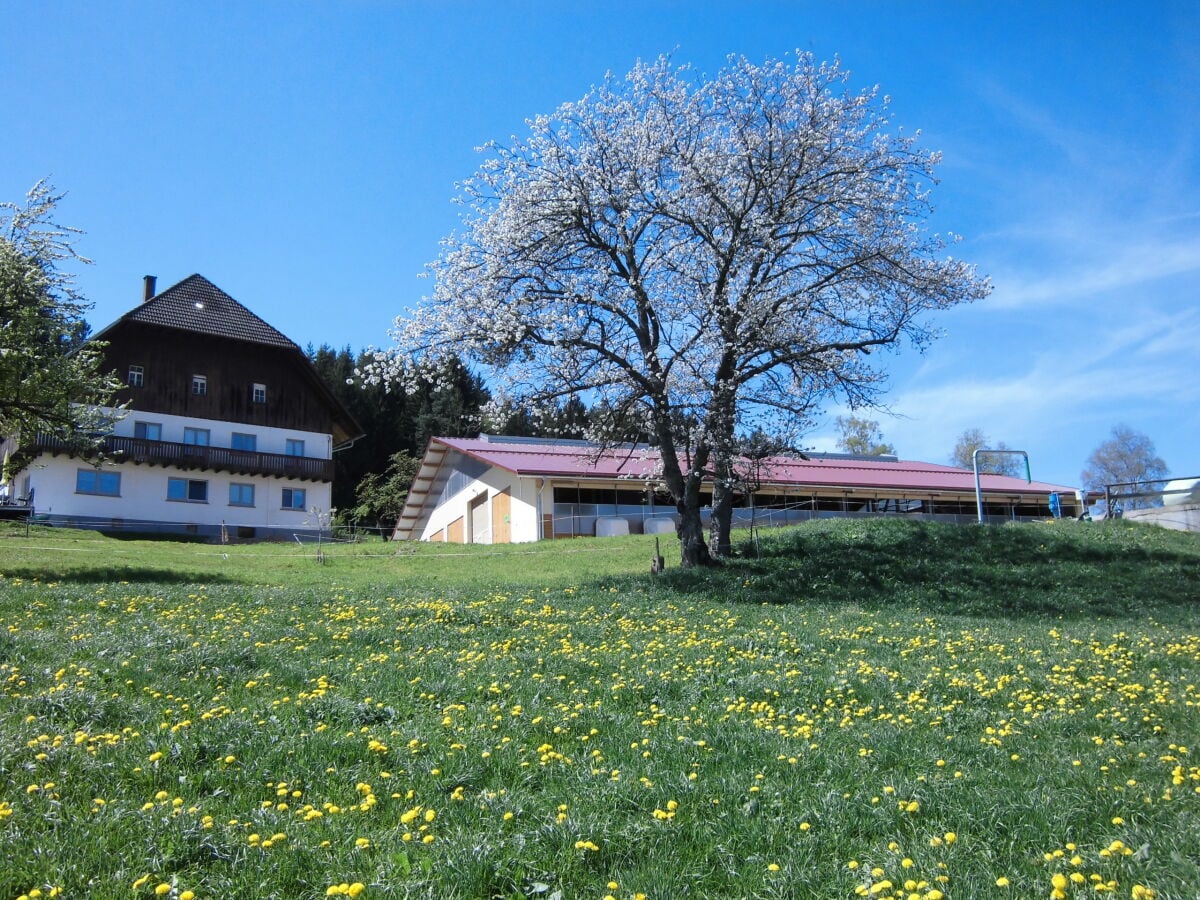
33;434;335;483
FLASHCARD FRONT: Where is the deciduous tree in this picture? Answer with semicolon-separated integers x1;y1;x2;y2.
835;416;895;456
1;181;122;472
950;428;1022;477
364;53;989;565
349;450;422;535
1081;424;1168;509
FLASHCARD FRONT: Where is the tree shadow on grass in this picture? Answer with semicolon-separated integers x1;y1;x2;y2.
637;518;1200;621
0;565;242;586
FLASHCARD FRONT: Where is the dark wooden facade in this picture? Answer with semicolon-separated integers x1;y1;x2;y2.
101;322;358;446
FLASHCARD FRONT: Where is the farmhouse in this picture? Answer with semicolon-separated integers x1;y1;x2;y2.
394;434;1082;543
1;275;362;539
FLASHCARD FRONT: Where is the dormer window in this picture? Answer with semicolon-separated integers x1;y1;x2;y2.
192;374;207;396
128;365;144;387
252;383;267;404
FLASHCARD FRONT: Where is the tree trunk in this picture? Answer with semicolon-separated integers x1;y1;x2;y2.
652;415;716;568
672;460;716;567
709;475;734;559
676;492;714;568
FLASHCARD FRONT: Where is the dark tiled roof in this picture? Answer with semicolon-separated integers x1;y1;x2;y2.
108;274;298;349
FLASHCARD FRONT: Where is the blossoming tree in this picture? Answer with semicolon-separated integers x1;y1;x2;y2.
1;182;123;467
364;54;990;566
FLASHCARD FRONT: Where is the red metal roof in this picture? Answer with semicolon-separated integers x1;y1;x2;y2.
434;436;1077;496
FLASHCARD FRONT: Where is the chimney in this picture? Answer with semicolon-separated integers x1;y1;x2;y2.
143;275;157;302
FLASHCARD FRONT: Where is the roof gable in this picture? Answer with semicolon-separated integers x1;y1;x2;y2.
92;274;363;445
95;274;297;349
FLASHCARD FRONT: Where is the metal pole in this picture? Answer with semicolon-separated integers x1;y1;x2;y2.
973;450;985;524
973;448;1032;525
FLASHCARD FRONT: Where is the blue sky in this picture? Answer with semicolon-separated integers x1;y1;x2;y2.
4;1;1197;488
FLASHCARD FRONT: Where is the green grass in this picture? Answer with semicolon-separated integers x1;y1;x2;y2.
1;518;1198;899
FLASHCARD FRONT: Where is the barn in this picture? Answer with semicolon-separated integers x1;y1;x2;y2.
393;434;1081;543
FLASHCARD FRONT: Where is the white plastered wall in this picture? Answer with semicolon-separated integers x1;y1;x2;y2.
24;454;332;533
419;467;542;544
19;408;334;534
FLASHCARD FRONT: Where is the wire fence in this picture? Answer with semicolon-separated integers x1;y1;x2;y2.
1102;475;1199;517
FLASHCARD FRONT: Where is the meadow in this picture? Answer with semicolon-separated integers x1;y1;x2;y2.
1;518;1198;900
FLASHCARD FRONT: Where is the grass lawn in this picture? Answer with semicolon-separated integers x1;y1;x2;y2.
1;518;1198;899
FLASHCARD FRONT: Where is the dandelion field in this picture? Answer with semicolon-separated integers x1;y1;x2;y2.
1;520;1199;899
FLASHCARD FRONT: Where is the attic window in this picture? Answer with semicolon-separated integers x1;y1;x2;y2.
192;374;207;396
252;383;267;404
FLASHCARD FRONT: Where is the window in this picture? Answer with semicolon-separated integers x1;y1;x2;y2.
167;478;208;502
183;427;210;446
281;487;306;510
252;383;267;404
128;365;144;387
192;374;207;396
285;439;305;457
134;421;162;441
229;483;255;507
231;432;257;452
76;469;121;496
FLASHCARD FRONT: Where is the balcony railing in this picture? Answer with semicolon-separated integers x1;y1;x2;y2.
33;434;335;483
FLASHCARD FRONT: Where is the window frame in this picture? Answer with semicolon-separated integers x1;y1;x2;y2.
192;374;207;396
281;487;307;510
76;469;121;497
252;383;267;404
228;483;256;507
167;477;209;503
183;427;211;447
230;432;257;452
133;421;162;441
285;439;305;457
127;365;144;388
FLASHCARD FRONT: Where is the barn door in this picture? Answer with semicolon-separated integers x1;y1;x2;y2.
491;488;511;544
469;492;489;544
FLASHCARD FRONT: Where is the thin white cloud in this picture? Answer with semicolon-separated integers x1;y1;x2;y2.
987;230;1200;310
808;304;1200;476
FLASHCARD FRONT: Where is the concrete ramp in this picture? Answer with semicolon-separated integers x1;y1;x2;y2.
1124;504;1200;534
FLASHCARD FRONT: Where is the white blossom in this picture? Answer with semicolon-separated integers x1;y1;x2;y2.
366;52;990;564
